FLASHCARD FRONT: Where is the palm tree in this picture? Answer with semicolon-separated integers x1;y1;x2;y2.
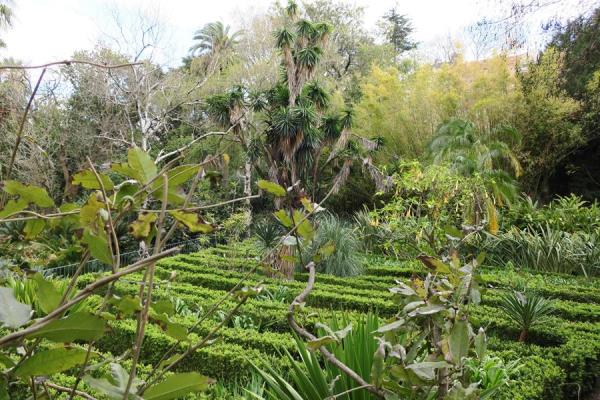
429;118;522;232
189;21;242;72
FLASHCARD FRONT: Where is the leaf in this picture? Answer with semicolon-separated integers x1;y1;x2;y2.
257;180;286;197
0;287;32;329
151;299;175;316
273;210;293;228
334;324;353;340
0;198;28;219
293;210;314;240
128;212;157;240
164;322;189;342
307;335;337;350
370;341;385;388
300;197;313;212
14;347;90;378
406;361;450;381
127;147;157;184
417;255;452;274
83;229;113;265
448;319;470;365
377;319;405;333
28;312;106;342
23;219;46;239
169;211;214;233
111;295;142;316
2;180;54;207
144;372;212;400
166;164;202;186
413;304;446;316
84;363;143;400
33;273;62;314
114;183;139;208
473;327;487;359
72;170;114;191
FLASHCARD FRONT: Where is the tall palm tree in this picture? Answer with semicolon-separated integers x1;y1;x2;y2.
189;21;242;72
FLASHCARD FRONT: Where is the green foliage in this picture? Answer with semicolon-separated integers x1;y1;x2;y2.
478;224;600;276
302;214;363;277
498;290;554;342
251;313;380;400
354;56;523;162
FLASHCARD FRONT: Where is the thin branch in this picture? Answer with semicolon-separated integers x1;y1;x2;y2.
141;194;260;213
45;381;98;400
287;262;385;399
0;60;143;70
0;247;179;348
1;68;47;208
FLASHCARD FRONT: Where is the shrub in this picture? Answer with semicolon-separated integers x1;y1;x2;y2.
498;290;554;342
302;214;363;277
479;224;600;276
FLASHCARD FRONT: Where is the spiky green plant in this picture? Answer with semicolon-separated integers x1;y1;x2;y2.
249;313;379;400
302;214;363;277
498;290;553;342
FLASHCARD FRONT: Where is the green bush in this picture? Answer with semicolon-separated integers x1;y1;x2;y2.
302;214;363;277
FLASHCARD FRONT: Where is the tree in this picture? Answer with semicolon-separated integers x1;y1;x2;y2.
0;0;13;48
190;21;243;74
378;7;416;59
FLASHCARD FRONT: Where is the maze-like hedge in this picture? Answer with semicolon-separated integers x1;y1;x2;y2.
79;243;600;399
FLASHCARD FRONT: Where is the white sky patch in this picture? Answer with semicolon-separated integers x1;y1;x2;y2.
0;0;591;67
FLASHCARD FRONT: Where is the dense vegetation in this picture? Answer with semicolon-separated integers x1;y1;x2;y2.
0;0;599;399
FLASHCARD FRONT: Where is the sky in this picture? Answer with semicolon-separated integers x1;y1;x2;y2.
1;0;591;67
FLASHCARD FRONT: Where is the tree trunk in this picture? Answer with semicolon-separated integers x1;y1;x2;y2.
519;329;528;342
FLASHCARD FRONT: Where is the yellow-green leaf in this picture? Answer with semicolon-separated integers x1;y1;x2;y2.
14;347;91;378
144;372;212;400
2;180;54;208
33;273;62;315
169;211;214;233
273;210;293;228
128;212;157;240
28;312;106;342
257;180;286;197
128;147;157;184
72;170;114;191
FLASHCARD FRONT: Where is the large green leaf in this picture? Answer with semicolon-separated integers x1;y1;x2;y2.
165;164;202;186
72;170;115;191
257;180;286;197
0;198;27;219
83;229;113;265
293;210;314;240
448;319;470;365
273;210;293;228
169;211;214;233
33;273;62;314
2;180;54;207
111;148;157;185
28;312;106;342
128;147;157;184
23;219;46;239
144;372;212;400
0;287;32;329
13;347;90;378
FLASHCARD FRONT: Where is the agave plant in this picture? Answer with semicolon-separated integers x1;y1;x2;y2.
498;290;553;342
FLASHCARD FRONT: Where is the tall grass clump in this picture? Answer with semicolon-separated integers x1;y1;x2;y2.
303;214;363;277
479;224;600;276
